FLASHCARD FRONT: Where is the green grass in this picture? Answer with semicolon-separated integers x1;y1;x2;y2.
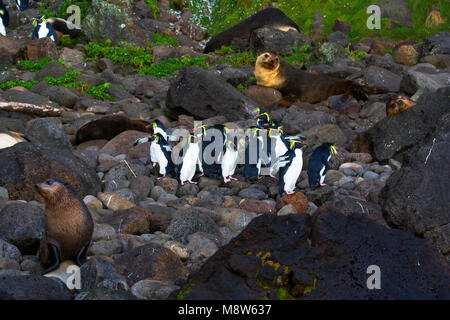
152;31;179;47
85;40;154;69
18;57;55;72
140;55;209;78
44;70;85;88
217;50;257;67
189;0;449;43
0;80;38;91
214;45;235;55
38;0;92;19
87;83;114;101
145;0;160;19
283;45;312;66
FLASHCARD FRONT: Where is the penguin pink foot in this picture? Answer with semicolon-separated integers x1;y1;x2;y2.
320;183;327;187
269;174;277;179
223;177;231;183
229;176;238;181
286;191;295;195
188;180;197;184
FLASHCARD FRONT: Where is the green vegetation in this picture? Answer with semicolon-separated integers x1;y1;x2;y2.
18;57;55;72
236;76;256;92
217;50;257;67
87;83;114;101
152;31;179;47
44;70;85;88
283;45;312;66
0;80;38;91
188;0;449;42
214;45;235;55
140;56;209;78
85;40;154;69
145;0;160;19
345;44;367;61
38;0;92;19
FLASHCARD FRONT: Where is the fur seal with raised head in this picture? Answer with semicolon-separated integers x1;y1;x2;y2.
254;52;368;105
35;178;94;274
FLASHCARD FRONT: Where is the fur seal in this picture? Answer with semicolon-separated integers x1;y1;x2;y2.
254;52;368;105
35;178;93;274
386;94;415;116
204;7;300;53
75;115;151;144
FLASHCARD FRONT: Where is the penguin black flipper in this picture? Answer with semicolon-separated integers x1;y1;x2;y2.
161;143;175;177
15;0;29;11
307;154;324;190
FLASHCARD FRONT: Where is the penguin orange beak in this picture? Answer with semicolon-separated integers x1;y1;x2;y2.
145;124;151;129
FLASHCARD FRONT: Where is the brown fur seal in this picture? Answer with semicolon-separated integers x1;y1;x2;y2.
36;178;94;274
386;94;415;116
75;115;151;144
254;52;368;105
204;7;300;53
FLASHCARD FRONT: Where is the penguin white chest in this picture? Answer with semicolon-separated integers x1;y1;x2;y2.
180;143;199;182
38;23;49;39
222;147;238;177
0;20;5;36
283;150;303;193
151;143;168;174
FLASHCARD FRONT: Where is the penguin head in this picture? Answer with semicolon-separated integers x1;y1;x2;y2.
0;9;4;16
192;124;208;137
289;139;308;150
321;142;337;155
32;15;47;27
150;119;165;131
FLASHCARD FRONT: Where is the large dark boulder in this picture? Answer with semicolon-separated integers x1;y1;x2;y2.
380;113;450;258
0;203;45;255
0;142;101;201
0;275;71;300
166;66;257;121
178;207;449;300
352;86;450;161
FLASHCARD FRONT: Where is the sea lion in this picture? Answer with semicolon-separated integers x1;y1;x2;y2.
75;115;151;144
254;52;368;105
36;178;94;274
204;7;300;53
386;94;415;116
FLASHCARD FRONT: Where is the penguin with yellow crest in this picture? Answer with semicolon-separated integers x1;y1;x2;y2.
307;143;337;190
278;139;307;195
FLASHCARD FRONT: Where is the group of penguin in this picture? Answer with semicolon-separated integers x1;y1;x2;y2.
0;0;80;42
134;108;338;196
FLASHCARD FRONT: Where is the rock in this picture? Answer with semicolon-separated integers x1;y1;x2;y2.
0;239;22;261
420;32;450;56
359;101;386;122
176;184;199;197
150;186;166;201
323;170;345;185
249;26;311;56
239;199;276;214
311;11;325;36
97;192;134;211
156;177;178;194
179;207;450;299
365;54;404;75
92;224;117;241
304;42;357;68
59;48;85;66
90;239;124;256
277;204;297;215
332;18;351;33
243;86;282;109
114;243;188;286
101;130;150;160
0;258;20;270
305;186;335;206
129;176;153;202
97;153;119;172
381;113;450;257
327;31;350;48
333;196;386;227
31;82;79;107
394;44;419;66
215;208;257;233
2;87;57;106
82;0;149;46
346;153;373;164
35;61;69;82
377;0;413;27
353;87;450;161
278;192;308;214
0;143;100;201
131;279;180;300
281;104;336;134
76;287;137;300
198;177;222;190
163;241;190;260
0;37;25;68
422;54;450;69
0;203;45;255
0;187;8;210
99;206;152;235
363;171;380;180
302;124;347;146
0;275;70;300
25;118;72;150
26;38;59;61
388;158;402;170
357;65;402;93
80;257;128;291
400;63;450;95
166;208;221;243
166;66;256;122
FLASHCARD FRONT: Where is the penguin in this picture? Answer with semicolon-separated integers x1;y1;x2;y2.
0;1;9;37
178;134;201;185
134;133;175;178
32;15;58;43
15;0;28;11
46;17;81;38
243;126;264;181
147;119;178;142
221;136;244;183
197;124;227;179
0;130;26;149
279;140;307;195
307;142;337;190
